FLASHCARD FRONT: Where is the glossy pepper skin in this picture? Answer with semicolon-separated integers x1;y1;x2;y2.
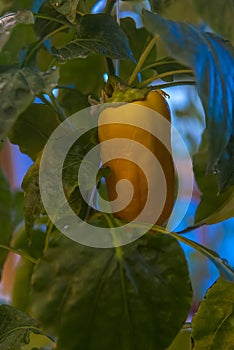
98;91;175;225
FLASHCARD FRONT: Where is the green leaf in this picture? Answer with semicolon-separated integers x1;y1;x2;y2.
167;324;192;350
50;0;79;23
22;154;43;234
0;168;12;278
30;233;192;350
0;67;58;141
192;278;234;349
0;10;34;51
57;87;89;116
52;13;132;62
0;1;33;15
192;0;234;42
142;11;234;182
9;103;60;161
217;133;234;191
35;1;70;38
193;131;234;224
0;304;48;350
58;54;106;97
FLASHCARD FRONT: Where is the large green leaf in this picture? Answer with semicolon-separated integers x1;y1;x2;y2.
142;11;234;190
30;232;192;350
52;13;133;62
0;304;53;350
193;132;234;225
9;103;60;161
192;278;234;349
192;0;234;42
0;67;58;142
0;168;12;278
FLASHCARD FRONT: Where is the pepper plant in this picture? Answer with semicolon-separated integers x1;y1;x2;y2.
0;0;233;349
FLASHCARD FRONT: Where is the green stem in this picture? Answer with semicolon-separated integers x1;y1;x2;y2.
23;24;69;66
49;91;67;122
152;226;234;281
0;245;37;264
149;80;196;90
138;69;193;87
102;213;123;259
128;36;158;86
140;59;179;72
33;13;69;25
104;0;117;14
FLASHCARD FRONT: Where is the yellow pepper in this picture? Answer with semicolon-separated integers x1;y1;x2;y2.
98;91;175;225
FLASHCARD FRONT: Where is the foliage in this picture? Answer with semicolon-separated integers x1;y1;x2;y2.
0;0;233;349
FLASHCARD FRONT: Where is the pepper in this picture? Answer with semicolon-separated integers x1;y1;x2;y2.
98;91;175;225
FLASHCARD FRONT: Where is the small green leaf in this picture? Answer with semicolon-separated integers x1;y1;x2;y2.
0;304;48;350
192;278;234;349
50;0;79;23
30;233;192;350
52;13;132;62
22;154;43;234
9;103;60;161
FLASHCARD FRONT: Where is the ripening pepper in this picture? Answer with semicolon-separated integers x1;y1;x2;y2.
98;91;175;225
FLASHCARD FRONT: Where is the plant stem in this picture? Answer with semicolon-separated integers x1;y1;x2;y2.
152;226;234;281
149;80;196;90
103;213;123;259
140;59;179;72
33;13;69;25
138;69;193;87
128;36;158;86
49;91;67;122
105;0;117;14
23;24;69;66
0;245;37;264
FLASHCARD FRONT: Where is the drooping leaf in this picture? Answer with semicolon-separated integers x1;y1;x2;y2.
192;0;234;42
0;67;58;141
30;233;192;350
0;168;12;279
142;10;234;178
0;10;34;50
0;304;53;350
22;153;43;234
50;0;79;23
52;13;133;62
9;103;60;161
193;131;234;225
192;278;234;349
